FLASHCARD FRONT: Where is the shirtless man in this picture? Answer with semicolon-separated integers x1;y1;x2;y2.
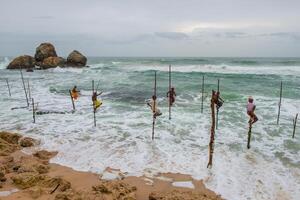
247;96;258;125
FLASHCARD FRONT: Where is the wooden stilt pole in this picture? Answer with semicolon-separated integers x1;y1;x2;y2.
216;79;220;129
277;81;283;125
92;80;96;127
169;65;171;120
207;90;216;168
247;123;252;149
69;90;75;111
27;79;31;100
5;78;11;97
20;68;29;107
32;98;36;123
201;75;204;113
152;71;157;140
292;113;298;138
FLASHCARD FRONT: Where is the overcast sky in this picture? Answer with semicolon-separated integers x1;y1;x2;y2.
0;0;300;57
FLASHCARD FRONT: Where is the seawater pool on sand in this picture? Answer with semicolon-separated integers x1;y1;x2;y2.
0;57;300;200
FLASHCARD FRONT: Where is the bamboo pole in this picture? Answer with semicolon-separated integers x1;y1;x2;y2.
216;79;220;129
152;71;157;140
247;123;252;149
20;68;29;107
201;75;204;113
32;98;35;123
92;80;96;127
5;78;11;97
69;90;75;111
292;113;298;138
277;81;283;125
207;90;216;168
169;65;171;120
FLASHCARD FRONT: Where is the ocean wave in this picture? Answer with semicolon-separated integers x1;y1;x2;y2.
124;64;300;76
0;57;10;69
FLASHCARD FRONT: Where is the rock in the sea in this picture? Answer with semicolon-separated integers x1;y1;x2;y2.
6;55;35;69
33;150;57;161
19;137;36;147
35;43;57;62
66;50;87;67
0;132;21;145
40;56;65;69
0;132;21;155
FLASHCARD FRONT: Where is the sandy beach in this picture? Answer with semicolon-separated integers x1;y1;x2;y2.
0;131;222;200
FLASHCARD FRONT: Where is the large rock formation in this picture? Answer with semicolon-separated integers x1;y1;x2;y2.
66;50;87;67
6;55;35;69
34;43;57;63
6;43;88;70
40;56;65;69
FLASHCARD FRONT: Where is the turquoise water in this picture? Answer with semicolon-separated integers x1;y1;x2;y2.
0;57;300;200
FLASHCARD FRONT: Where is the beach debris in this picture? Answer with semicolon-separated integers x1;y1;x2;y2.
143;177;154;185
0;188;19;197
7;55;35;69
292;113;298;138
101;171;124;180
277;81;283;125
66;50;87;67
172;181;195;189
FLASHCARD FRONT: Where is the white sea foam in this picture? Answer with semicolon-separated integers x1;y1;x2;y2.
124;64;300;76
0;57;10;69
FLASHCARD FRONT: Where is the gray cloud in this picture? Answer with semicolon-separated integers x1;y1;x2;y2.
33;16;55;20
155;32;189;40
1;0;300;56
258;32;300;40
